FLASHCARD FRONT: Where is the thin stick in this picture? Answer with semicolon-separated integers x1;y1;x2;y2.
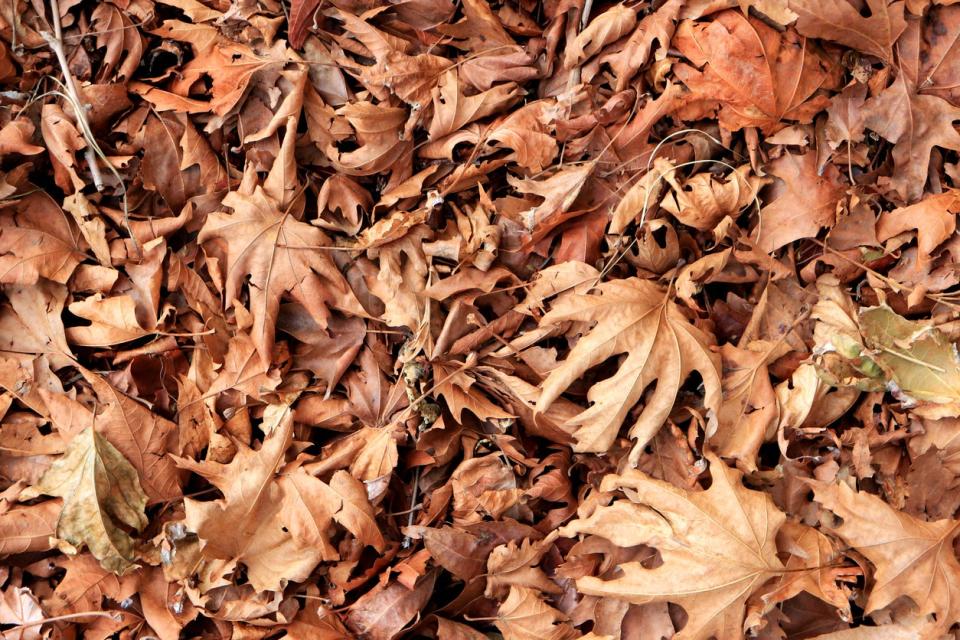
4;611;121;631
41;0;104;191
40;0;141;260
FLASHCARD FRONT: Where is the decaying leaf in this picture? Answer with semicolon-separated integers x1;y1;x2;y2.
21;427;148;574
6;0;960;635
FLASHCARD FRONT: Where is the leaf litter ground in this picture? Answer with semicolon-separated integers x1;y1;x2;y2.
2;0;960;639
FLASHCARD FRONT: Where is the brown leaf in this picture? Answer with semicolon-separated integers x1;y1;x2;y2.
790;0;906;63
199;185;363;363
862;72;960;202
753;152;843;252
673;11;833;132
811;480;960;625
346;572;437;640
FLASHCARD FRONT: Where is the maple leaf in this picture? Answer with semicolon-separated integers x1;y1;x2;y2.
198;186;363;363
536;277;722;462
21;427;148;574
559;452;786;640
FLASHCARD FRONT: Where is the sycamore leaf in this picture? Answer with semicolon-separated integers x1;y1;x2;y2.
754;152;843;252
0;192;83;286
21;427;148;574
198;186;363;363
811;480;960;624
876;189;960;270
428;69;522;140
175;415;315;592
0;586;43;640
559;452;786;640
609;157;670;235
536;277;722;463
813;278;960;407
712;340;787;471
673;11;832;132
0;500;59;556
661;163;767;231
601;0;683;91
83;370;182;504
346;573;438;640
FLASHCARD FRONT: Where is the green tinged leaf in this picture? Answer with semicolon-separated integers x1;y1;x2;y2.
814;286;960;406
858;306;960;403
21;427;148;574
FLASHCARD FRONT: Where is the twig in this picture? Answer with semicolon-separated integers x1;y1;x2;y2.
40;0;142;260
40;0;104;191
4;611;121;632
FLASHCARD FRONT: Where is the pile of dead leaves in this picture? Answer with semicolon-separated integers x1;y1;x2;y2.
3;0;960;637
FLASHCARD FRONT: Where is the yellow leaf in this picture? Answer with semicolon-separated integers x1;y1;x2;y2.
22;427;148;574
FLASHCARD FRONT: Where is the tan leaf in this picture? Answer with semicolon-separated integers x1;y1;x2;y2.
21;426;148;574
811;480;960;624
494;586;575;640
559;452;786;640
536;278;721;463
176;415;319;592
564;4;637;68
